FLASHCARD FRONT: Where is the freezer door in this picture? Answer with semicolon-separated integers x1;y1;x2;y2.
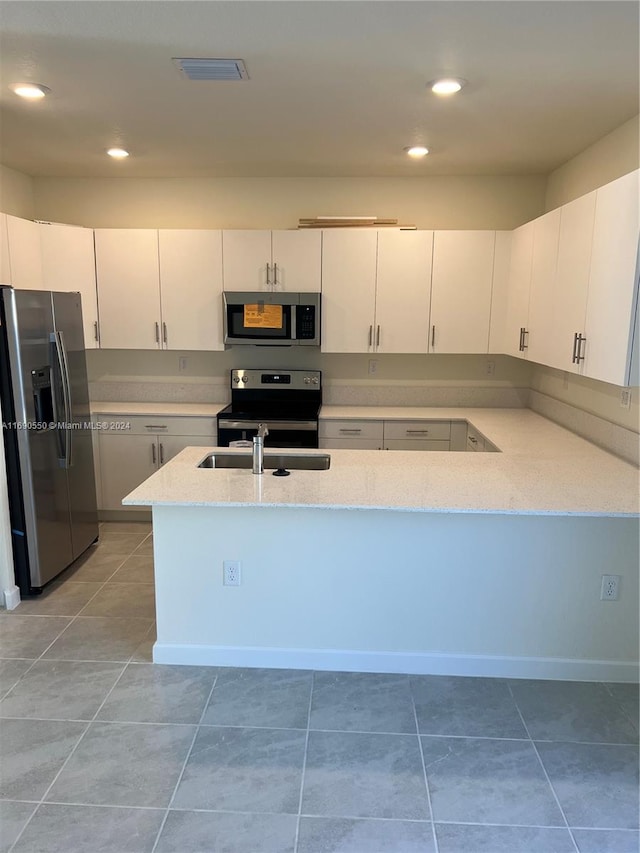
52;291;98;559
3;289;74;588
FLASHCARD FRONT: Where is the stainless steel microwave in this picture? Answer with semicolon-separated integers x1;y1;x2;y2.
223;291;321;346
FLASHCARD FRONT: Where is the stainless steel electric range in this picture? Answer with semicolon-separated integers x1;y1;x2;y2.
217;369;322;448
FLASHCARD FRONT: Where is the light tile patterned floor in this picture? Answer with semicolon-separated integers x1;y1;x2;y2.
0;522;638;853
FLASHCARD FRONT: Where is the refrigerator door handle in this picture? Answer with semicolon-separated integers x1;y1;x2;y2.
54;331;73;468
50;333;66;464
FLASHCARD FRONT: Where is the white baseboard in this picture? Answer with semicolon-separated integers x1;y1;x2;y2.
152;643;639;683
2;585;20;610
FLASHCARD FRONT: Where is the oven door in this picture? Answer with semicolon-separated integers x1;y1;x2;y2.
217;419;318;449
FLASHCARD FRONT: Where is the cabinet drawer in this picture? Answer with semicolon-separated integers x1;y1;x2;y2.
319;438;382;450
384;439;450;451
383;420;451;441
319;419;384;440
95;415;217;437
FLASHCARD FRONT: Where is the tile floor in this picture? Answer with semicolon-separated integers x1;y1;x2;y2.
0;522;638;853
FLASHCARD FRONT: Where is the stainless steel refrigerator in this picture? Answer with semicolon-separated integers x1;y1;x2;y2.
0;286;98;594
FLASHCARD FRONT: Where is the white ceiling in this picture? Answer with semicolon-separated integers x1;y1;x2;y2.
0;1;638;179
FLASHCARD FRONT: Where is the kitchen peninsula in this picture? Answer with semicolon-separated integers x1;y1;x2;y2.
124;409;639;683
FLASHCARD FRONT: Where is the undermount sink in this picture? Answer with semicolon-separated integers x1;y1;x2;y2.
198;452;331;471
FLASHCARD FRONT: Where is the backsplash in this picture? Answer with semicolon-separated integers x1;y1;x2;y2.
323;384;529;408
529;389;639;466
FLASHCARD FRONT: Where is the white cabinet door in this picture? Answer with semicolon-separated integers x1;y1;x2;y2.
503;222;534;358
549;192;596;372
430;231;495;353
321;230;377;353
375;230;433;353
158;230;224;351
271;230;321;291
222;230;272;291
40;223;100;349
0;214;10;284
583;170;640;386
157;435;215;466
98;433;157;511
6;215;43;290
488;231;512;355
526;209;561;366
95;229;161;349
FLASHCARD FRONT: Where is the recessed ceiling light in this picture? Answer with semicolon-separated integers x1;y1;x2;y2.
405;146;429;158
107;148;130;160
11;83;50;100
429;78;466;96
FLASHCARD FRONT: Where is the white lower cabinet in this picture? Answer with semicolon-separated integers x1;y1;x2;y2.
319;418;498;452
319;419;383;450
97;415;216;511
383;419;450;450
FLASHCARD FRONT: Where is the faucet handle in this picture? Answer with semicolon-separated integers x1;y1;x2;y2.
257;423;269;438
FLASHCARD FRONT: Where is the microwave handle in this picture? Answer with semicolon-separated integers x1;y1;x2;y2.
290;304;297;340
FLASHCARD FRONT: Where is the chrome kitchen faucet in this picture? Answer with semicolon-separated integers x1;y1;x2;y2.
252;423;269;474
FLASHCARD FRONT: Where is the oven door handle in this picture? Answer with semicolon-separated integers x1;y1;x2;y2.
218;420;318;431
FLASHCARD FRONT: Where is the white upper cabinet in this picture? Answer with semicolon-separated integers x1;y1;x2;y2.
375;230;433;353
503;221;534;358
158;230;224;351
5;215;43;290
0;214;10;285
222;230;272;291
583;170;639;386
321;229;377;353
488;231;512;354
548;192;596;372
525;209;561;366
271;230;321;291
39;223;100;349
430;231;496;353
222;229;321;292
95;229;161;349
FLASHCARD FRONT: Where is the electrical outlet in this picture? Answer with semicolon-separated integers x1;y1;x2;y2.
223;560;241;586
486;361;495;376
178;356;188;372
620;389;632;409
368;359;378;375
600;574;620;601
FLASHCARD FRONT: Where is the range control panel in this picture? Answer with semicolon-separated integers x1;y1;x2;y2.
230;369;321;390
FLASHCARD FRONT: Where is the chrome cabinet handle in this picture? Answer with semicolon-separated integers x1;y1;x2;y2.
151;443;156;464
265;263;271;288
145;424;168;430
273;262;278;288
522;328;529;350
572;332;579;364
159;443;164;464
431;325;436;348
94;321;99;342
339;428;362;434
155;322;160;344
576;334;586;363
519;328;524;352
376;325;380;347
368;325;373;347
406;429;429;434
162;322;167;345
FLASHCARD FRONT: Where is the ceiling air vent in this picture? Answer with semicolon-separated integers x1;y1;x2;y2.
173;58;249;81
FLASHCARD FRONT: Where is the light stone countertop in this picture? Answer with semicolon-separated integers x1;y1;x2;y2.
91;401;226;417
123;409;640;517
